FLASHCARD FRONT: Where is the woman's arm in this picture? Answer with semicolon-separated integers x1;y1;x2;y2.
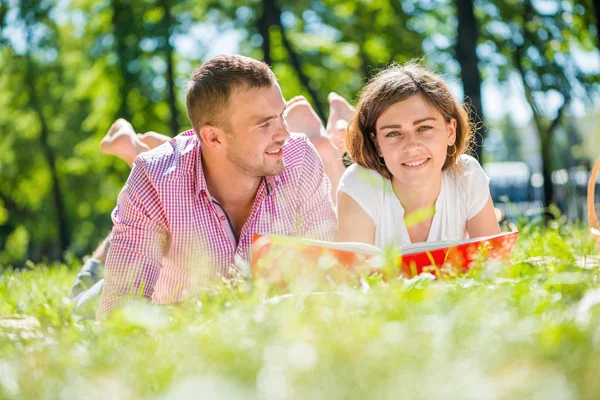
466;196;501;238
336;191;376;245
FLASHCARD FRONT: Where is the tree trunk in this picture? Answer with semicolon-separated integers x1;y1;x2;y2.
357;25;373;79
165;42;178;135
25;58;70;256
593;0;600;51
111;0;134;121
515;0;575;220
542;103;567;212
259;0;272;65
539;135;555;213
0;192;17;216
359;45;372;80
266;0;327;121
161;0;179;136
514;44;555;213
454;0;485;161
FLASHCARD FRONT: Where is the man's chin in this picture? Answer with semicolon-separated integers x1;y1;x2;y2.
263;161;285;176
263;167;285;177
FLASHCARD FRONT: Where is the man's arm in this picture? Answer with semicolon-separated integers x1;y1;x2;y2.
98;159;170;318
294;139;338;241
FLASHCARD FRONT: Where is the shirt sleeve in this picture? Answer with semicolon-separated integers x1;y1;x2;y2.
293;138;337;241
462;155;491;220
336;163;383;221
98;159;170;318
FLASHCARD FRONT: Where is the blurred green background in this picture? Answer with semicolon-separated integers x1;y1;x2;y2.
0;0;599;266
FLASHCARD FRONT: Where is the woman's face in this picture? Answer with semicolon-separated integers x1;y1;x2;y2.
374;93;457;187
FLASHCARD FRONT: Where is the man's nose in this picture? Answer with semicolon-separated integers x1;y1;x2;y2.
276;116;291;141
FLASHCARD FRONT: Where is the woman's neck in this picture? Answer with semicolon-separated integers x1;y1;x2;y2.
391;173;443;215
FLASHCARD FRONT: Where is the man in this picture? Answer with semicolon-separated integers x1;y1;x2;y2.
98;55;339;316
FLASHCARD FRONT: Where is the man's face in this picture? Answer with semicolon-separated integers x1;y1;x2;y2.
223;83;291;177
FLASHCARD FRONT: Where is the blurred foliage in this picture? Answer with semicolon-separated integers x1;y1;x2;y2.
0;0;598;265
476;0;599;209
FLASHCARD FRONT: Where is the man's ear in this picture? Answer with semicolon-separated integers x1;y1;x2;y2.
447;118;457;146
198;125;225;149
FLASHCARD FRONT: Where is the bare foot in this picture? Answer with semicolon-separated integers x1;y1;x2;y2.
283;96;326;139
326;92;354;153
283;97;345;203
100;119;150;167
138;131;171;149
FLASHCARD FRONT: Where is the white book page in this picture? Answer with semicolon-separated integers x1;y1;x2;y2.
263;234;383;256
261;231;516;257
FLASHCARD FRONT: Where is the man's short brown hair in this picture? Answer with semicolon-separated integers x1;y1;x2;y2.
346;62;474;179
185;55;276;134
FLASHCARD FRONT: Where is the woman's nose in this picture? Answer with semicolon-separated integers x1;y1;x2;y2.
401;136;420;153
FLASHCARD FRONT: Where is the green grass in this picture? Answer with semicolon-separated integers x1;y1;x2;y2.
2;222;600;399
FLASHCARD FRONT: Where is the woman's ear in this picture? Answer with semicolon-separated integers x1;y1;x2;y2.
447;118;457;146
370;132;383;157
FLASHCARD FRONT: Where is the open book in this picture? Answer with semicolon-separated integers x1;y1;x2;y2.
251;231;519;279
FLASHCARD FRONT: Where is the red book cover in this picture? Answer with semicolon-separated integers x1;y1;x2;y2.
251;231;519;281
398;231;519;276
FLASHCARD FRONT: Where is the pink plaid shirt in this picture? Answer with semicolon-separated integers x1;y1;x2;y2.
99;130;336;315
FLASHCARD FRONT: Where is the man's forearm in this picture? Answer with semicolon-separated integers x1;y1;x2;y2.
98;238;163;318
97;292;150;320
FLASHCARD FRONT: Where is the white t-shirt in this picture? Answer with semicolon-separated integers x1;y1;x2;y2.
337;155;490;249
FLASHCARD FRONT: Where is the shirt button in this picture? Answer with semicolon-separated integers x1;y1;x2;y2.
220;216;226;221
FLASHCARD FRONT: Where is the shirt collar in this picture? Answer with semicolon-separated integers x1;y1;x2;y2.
264;175;279;196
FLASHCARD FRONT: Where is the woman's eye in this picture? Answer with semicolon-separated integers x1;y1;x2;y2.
417;125;432;132
386;131;401;137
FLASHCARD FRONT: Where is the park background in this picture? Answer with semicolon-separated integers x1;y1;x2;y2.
0;0;599;264
4;2;600;399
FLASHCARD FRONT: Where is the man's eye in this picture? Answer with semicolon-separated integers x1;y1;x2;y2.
260;121;271;129
417;125;432;132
